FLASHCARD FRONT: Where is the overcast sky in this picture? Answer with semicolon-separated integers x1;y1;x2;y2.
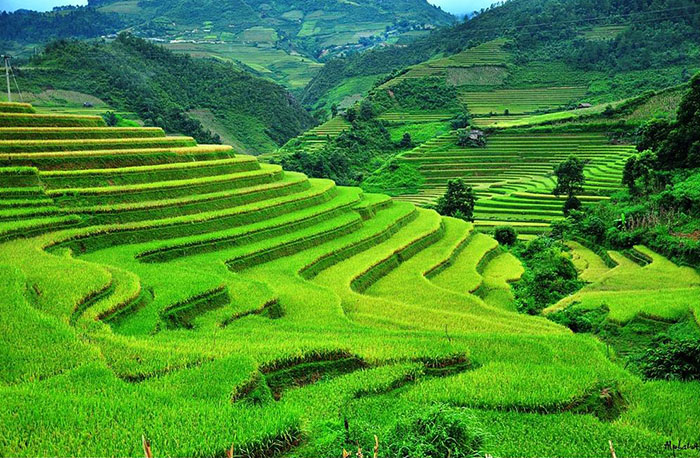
2;0;495;16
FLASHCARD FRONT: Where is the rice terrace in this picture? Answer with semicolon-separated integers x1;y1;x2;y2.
1;0;699;457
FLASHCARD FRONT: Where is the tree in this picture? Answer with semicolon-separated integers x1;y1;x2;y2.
435;179;475;221
345;107;357;122
399;132;413;148
331;103;338;118
553;156;587;215
358;100;375;121
602;104;615;117
102;111;118;127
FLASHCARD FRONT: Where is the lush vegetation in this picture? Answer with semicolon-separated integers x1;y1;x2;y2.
557;74;700;266
1;100;698;457
15;34;315;152
0;7;123;43
2;0;700;455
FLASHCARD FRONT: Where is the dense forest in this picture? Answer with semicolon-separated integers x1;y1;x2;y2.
16;34;316;151
0;7;123;43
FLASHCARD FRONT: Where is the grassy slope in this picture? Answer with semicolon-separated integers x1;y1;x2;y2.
0;104;698;456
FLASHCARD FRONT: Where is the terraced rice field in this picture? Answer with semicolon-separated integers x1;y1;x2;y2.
395;131;635;234
458;86;589;115
547;245;700;325
380;39;511;88
1;102;698;457
377;111;455;123
270;116;351;159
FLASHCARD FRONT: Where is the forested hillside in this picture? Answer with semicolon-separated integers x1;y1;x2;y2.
303;0;700;110
14;34;316;153
0;7;123;43
1;0;454;91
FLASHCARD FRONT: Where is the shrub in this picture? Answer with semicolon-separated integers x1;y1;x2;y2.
384;404;484;458
547;306;608;333
450;112;471;130
513;237;583;315
399;132;413;149
563;195;582;215
638;338;700;381
493;226;518;246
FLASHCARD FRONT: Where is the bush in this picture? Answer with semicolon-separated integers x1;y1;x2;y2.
547;306;608;333
638;338;700;381
399;132;413;149
513;237;584;315
450;112;471;130
563;195;582;215
494;226;518;245
384;404;484;458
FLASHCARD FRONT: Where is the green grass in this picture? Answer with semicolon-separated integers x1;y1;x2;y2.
546;246;700;324
0;104;698;457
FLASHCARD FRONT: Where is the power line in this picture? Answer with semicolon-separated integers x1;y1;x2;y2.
2;55;11;103
10;64;23;102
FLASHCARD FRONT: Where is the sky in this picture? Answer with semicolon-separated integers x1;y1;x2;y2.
429;0;496;16
2;0;495;16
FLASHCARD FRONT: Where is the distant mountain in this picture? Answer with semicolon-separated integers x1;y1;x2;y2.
88;0;455;57
302;0;700;110
16;34;316;152
1;1;454;93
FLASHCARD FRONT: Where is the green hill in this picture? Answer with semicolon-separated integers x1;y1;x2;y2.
303;0;700;111
0;101;699;457
11;34;316;153
2;0;454;91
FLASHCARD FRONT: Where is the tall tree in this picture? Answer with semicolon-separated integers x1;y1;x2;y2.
435;179;475;222
553;156;587;214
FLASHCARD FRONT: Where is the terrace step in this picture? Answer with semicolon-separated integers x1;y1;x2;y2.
430;232;498;294
48;164;284;205
0;112;105;128
0;127;166;140
39;156;259;189
68;172;311;225
226;212;365;272
1;144;235;170
0;102;35;114
0;205;61;222
50;178;338;254
0;214;82;241
134;186;364;263
313;208;444;298
0;136;196;154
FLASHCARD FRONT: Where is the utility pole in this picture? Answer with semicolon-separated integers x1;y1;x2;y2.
2;55;11;103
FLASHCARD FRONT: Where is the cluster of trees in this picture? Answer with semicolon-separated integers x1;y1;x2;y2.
369;77;461;112
280;76;462;189
19;34;315;150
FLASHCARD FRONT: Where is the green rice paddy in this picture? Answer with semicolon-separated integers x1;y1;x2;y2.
0;102;698;457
